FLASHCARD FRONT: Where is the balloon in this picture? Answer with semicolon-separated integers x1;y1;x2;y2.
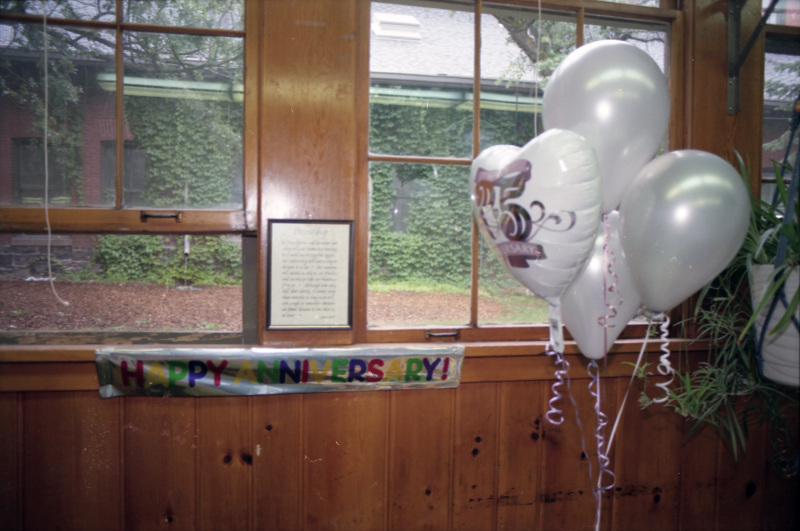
619;150;750;312
471;129;603;304
563;212;642;360
542;40;670;214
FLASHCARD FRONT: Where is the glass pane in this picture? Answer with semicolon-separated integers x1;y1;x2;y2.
370;1;474;158
121;32;243;208
477;237;550;325
124;0;244;31
0;233;242;332
584;18;669;73
479;6;577;146
0;0;116;22
762;50;799;201
368;162;471;327
765;0;800;27
0;23;116;207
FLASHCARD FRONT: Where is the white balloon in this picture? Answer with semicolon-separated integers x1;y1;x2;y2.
562;212;642;360
543;40;670;214
619;150;750;312
471;129;603;303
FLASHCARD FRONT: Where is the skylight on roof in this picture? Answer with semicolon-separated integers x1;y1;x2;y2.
372;12;422;41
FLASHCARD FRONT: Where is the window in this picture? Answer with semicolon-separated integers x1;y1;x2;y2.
763;21;799;202
367;0;674;333
0;0;247;220
0;0;249;341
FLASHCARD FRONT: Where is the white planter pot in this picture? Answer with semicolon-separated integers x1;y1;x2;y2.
750;264;799;387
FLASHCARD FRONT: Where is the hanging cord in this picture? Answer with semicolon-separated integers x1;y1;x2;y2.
42;2;69;307
533;0;542;137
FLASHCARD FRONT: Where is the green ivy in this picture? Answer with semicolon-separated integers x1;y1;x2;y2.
368;99;536;289
93;235;241;285
124;97;241;207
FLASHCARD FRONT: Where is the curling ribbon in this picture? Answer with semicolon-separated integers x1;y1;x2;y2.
545;345;569;425
651;314;674;404
588;360;616;531
598;214;622;356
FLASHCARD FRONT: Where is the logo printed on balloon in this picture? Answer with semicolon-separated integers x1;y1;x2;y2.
474;159;579;268
471;129;603;303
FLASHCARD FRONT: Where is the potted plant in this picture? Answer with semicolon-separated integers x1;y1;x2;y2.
637;153;798;475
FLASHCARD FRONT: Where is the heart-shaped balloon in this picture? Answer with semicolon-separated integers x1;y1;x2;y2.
542;40;670;214
562;212;642;359
471;129;603;303
619;150;751;312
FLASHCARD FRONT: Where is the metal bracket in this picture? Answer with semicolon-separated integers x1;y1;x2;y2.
728;0;779;114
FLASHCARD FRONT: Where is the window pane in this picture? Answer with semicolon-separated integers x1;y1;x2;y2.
765;0;800;27
124;0;244;31
763;50;799;201
368;162;471;327
0;233;242;332
584;18;669;73
0;0;116;22
480;5;576;149
477;237;550;325
0;22;116;206
370;2;474;158
121;32;243;208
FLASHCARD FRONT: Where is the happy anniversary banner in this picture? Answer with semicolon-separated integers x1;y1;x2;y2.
95;345;463;398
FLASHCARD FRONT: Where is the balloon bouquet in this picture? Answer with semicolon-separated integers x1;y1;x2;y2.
471;40;751;523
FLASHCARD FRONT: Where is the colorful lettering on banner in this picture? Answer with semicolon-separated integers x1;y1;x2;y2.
95;346;464;398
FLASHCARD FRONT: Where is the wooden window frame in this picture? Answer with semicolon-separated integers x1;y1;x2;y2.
0;1;257;234
362;0;686;345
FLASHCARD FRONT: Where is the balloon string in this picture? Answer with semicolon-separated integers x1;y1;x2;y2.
545;345;569;425
651;314;674;404
588;360;616;531
607;321;652;452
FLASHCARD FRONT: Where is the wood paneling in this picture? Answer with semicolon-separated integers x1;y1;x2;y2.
124;397;197;531
22;392;122;531
3;376;796;530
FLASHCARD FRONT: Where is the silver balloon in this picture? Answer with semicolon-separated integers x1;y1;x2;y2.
543;40;670;214
471;129;603;303
619;150;751;312
563;212;642;359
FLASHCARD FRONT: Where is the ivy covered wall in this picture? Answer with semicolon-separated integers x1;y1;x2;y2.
368;92;537;289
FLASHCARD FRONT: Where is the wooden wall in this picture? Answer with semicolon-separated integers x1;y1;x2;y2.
1;0;799;530
1;372;798;531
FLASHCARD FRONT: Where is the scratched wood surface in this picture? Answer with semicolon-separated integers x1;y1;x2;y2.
3;380;798;530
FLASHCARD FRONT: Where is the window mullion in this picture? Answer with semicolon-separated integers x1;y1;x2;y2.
115;0;123;210
471;0;483;327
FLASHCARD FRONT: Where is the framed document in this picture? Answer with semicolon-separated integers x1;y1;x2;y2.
267;220;354;329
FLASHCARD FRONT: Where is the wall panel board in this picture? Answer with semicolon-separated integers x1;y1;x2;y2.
252;393;303;530
22;391;122;530
451;382;500;530
0;392;20;531
495;380;544;530
196;397;252;531
388;389;453;530
303;391;388;530
123;397;198;531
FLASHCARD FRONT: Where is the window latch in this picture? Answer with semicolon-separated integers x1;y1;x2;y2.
140;210;183;223
425;329;460;341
